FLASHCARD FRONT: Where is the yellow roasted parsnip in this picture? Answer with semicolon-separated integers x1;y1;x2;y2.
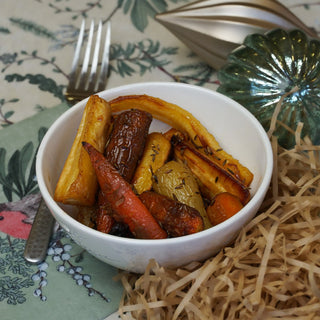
173;138;251;205
54;95;111;206
132;132;171;194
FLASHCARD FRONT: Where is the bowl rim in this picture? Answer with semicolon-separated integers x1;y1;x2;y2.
36;81;273;246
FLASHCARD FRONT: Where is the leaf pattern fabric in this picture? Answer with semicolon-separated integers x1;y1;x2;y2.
0;0;216;128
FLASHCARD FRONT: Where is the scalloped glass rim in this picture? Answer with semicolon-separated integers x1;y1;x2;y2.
217;28;320;148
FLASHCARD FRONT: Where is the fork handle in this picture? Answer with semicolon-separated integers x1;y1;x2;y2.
24;198;55;264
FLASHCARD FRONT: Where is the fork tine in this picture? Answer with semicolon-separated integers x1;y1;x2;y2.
67;19;85;91
65;19;111;103
87;20;103;93
97;20;111;92
78;20;95;90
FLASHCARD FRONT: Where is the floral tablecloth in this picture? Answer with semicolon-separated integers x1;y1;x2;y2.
1;0;320;319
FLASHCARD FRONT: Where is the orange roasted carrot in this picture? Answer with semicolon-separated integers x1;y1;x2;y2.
206;192;244;226
96;209;114;233
96;188;119;234
96;192;114;233
139;191;204;237
82;142;167;240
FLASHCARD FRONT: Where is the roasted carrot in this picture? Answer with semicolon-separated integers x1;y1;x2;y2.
140;191;204;237
97;109;152;234
96;194;133;236
96;192;131;236
96;191;114;233
82;142;167;240
96;208;114;233
206;192;244;226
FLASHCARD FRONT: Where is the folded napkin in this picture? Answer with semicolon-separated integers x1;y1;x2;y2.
0;103;122;320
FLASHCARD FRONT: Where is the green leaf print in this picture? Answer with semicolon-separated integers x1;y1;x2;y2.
0;144;37;201
132;0;165;32
8;150;24;197
0;127;46;201
109;39;216;84
9;18;57;40
111;39;176;76
0;149;13;201
0;27;10;34
0;98;18;127
121;0;188;31
173;61;216;86
0;276;33;304
7;144;38;199
122;0;167;32
0;236;35;305
4;73;65;102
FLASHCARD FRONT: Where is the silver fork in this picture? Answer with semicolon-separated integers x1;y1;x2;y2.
24;19;111;264
66;19;111;103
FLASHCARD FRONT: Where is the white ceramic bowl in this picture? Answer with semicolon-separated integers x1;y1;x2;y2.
36;82;273;273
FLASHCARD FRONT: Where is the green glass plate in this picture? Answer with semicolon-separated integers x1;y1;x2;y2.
217;28;320;148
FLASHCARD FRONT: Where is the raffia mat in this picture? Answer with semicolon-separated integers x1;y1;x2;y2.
113;118;320;320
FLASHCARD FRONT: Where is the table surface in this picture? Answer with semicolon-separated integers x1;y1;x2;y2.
1;1;320;319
